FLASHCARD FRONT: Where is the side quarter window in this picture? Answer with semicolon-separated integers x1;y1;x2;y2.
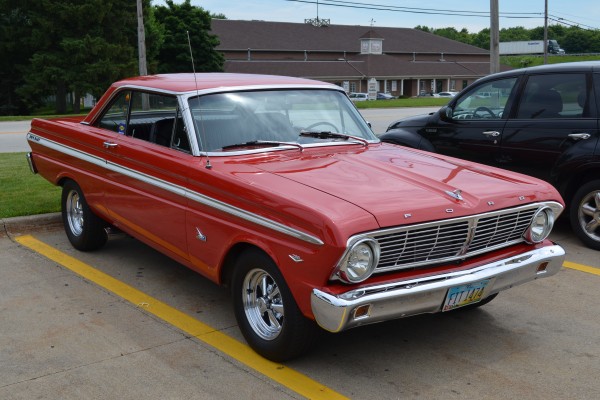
516;73;587;119
97;91;131;134
452;78;517;120
97;90;190;153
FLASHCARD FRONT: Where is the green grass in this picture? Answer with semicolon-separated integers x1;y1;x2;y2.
500;54;600;69
0;113;87;122
0;152;61;219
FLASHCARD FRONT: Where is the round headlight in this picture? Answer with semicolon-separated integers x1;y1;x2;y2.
525;207;555;243
338;239;380;283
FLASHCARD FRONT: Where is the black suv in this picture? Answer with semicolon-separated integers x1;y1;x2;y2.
381;61;600;250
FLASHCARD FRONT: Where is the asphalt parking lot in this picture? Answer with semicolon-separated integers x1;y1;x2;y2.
1;214;599;400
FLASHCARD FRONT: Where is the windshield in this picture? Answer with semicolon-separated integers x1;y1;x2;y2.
188;89;377;152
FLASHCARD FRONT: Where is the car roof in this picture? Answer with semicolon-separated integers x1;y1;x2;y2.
111;73;334;93
482;61;600;81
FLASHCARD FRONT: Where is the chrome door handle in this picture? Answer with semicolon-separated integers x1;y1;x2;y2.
103;141;118;149
482;131;501;137
568;133;591;141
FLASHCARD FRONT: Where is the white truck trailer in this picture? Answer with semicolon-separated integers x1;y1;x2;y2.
499;40;564;55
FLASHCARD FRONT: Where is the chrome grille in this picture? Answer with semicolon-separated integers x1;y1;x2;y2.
372;206;539;272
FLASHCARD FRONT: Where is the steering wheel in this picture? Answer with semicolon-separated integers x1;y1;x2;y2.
473;106;496;119
305;121;340;132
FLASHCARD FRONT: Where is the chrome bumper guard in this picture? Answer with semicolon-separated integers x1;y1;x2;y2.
26;152;38;174
311;244;565;333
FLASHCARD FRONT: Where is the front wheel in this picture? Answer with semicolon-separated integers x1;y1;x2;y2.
570;180;600;250
61;180;107;251
232;249;318;361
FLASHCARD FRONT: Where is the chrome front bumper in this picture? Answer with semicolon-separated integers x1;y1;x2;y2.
311;244;565;333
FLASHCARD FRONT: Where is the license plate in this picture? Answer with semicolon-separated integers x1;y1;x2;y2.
442;280;490;311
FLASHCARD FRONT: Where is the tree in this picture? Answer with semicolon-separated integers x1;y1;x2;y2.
153;0;224;73
0;0;36;114
499;26;531;42
8;0;161;114
562;28;597;53
471;28;491;50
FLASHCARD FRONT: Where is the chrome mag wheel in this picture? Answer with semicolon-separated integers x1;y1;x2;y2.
242;268;285;341
65;189;84;237
577;189;600;243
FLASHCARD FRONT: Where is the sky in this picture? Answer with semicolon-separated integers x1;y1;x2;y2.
169;0;599;32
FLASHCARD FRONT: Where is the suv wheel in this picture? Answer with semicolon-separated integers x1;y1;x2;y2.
570;180;600;250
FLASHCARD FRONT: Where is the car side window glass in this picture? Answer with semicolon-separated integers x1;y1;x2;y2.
97;91;131;134
452;78;517;120
516;73;587;119
127;92;178;146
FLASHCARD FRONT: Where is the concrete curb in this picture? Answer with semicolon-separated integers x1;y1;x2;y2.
1;212;62;237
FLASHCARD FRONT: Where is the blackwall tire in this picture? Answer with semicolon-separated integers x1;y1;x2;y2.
61;180;107;251
232;248;318;361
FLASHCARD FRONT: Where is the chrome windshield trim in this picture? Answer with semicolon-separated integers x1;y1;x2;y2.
196;140;380;157
27;133;324;246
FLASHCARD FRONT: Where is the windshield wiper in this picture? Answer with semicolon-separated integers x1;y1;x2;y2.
221;140;303;151
299;130;369;146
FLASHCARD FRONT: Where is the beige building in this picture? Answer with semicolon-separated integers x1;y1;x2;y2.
211;19;497;97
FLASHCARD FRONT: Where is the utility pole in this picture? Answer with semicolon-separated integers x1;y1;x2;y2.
490;0;500;74
137;0;148;76
543;0;549;64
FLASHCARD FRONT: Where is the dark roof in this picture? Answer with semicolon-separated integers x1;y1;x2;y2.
212;19;489;55
223;59;494;79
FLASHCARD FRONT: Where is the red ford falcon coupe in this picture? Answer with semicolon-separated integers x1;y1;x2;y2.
27;73;565;361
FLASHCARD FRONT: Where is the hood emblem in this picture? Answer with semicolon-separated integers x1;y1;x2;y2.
445;189;464;201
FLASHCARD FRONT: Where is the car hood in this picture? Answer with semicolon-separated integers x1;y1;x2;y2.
388;113;433;130
252;143;559;228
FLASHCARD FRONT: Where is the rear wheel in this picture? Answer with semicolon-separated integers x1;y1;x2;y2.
569;180;600;250
232;248;318;361
61;180;107;251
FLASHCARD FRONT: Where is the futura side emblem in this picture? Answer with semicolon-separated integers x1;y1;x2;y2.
445;189;464;201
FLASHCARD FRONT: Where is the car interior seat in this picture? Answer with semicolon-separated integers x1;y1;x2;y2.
519;89;563;119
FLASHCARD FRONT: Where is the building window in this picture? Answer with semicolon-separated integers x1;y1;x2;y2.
360;39;383;54
350;82;357;93
462;80;469;89
450;80;456;91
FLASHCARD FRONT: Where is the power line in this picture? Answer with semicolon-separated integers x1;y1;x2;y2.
285;0;540;18
285;0;599;29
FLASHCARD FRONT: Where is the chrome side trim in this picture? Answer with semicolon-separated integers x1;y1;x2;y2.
312;244;565;332
27;133;324;246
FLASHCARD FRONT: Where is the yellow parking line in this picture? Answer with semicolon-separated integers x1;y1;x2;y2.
15;235;348;400
563;261;600;276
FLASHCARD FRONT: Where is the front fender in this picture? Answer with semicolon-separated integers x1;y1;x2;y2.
379;128;436;152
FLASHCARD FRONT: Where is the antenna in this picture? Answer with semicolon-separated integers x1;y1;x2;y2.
187;30;212;170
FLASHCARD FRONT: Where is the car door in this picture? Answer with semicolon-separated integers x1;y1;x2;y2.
425;77;519;166
500;71;598;182
95;90;191;262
